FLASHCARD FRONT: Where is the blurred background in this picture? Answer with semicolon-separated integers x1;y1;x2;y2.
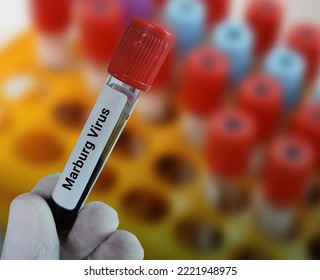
1;0;320;259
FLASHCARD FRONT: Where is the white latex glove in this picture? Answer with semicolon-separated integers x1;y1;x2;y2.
1;173;144;260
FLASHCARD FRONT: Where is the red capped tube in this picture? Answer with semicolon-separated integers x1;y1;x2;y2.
205;108;256;178
293;102;320;164
30;0;72;34
49;18;174;233
237;73;282;140
287;23;320;82
262;136;314;207
246;0;283;57
204;0;230;26
79;0;125;63
108;18;175;91
180;46;229;116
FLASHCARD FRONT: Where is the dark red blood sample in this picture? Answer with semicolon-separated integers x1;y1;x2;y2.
180;46;229;116
263;136;314;207
246;0;283;57
237;73;282;141
205;108;256;178
287;22;320;82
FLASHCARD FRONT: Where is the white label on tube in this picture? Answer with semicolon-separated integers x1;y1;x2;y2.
52;84;128;210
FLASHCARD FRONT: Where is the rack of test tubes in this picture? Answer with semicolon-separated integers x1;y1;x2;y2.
0;0;320;259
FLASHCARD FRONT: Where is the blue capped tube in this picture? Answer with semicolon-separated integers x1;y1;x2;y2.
163;0;206;56
211;20;253;84
264;47;305;109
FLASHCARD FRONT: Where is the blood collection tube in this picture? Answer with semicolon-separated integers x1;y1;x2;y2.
264;47;305;110
49;18;174;233
245;0;283;57
180;46;229;146
204;108;256;212
257;136;314;239
211;20;253;84
237;73;282;174
287;22;320;83
293;102;320;165
78;0;124;92
237;73;282;141
203;0;229;27
30;0;72;68
163;0;206;56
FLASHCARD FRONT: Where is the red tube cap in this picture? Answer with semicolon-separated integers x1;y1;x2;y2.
180;46;229;116
79;0;124;63
204;0;230;26
108;18;175;91
263;136;314;207
287;22;320;82
246;0;283;56
205;108;256;178
237;73;282;140
293;102;320;164
30;0;72;34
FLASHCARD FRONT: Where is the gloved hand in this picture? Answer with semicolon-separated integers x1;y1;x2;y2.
1;173;144;260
